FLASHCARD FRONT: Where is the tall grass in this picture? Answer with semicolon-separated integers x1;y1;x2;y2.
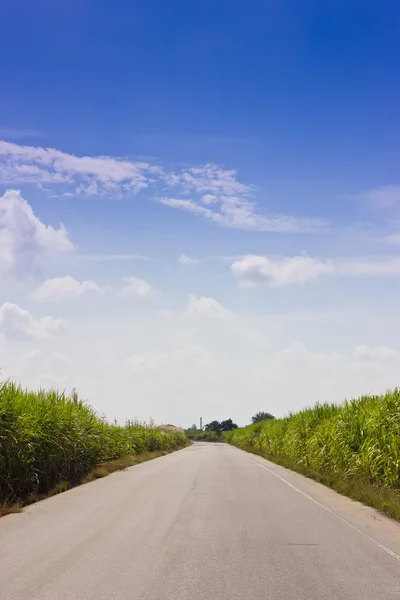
227;389;400;518
0;380;188;504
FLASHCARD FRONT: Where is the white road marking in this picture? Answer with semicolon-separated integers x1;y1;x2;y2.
256;460;400;564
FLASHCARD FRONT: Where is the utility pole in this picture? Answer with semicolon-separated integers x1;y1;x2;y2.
200;417;203;431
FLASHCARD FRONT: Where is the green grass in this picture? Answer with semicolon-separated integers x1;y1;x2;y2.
227;389;400;520
0;380;189;511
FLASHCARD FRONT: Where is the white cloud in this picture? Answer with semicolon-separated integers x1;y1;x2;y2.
159;197;208;215
184;295;233;319
0;302;64;340
31;275;106;302
179;253;199;266
0;140;157;195
31;275;155;302
159;163;325;232
231;253;400;287
159;196;326;233
2;303;400;427
0;189;73;278
201;194;218;204
232;254;333;287
78;253;148;262
118;276;152;297
0;141;326;233
174;163;252;196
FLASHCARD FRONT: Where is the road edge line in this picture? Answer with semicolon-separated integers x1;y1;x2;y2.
256;460;400;564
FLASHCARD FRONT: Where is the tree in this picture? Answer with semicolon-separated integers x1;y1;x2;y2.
204;419;238;432
220;419;238;431
204;420;221;432
251;411;275;424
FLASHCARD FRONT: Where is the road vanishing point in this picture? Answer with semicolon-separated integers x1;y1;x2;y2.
1;442;400;599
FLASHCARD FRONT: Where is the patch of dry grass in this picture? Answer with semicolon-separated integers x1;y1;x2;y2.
0;502;23;518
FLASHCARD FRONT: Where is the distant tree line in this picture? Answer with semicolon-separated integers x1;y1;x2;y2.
204;418;238;432
187;411;275;433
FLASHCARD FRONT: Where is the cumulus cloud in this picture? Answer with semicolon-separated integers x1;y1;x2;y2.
179;253;199;266
184;295;233;319
202;194;218;204
0;189;73;278
118;276;152;297
231;253;400;287
232;254;333;287
31;275;106;302
0;302;64;340
0;140;326;233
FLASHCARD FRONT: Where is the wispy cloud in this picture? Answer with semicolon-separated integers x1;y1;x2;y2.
77;253;148;262
179;253;199;266
0;140;159;195
348;185;400;245
164;163;252;196
0;140;327;233
385;233;400;246
354;345;400;360
354;185;400;210
159;196;325;232
31;274;153;302
232;253;400;287
159;162;326;232
0;128;45;140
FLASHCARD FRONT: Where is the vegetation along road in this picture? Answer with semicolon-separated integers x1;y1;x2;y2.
1;442;400;599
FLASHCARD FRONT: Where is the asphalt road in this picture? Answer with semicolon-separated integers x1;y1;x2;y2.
1;443;400;600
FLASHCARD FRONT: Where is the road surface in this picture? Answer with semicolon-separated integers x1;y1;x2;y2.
1;442;400;599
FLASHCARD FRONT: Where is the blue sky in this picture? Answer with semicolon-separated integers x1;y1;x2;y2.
0;0;399;426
